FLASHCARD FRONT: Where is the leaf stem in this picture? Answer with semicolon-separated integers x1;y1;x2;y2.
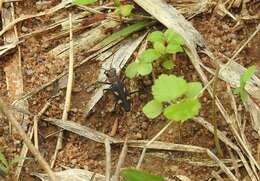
212;65;224;158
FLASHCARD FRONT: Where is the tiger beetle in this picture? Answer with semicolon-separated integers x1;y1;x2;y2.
100;68;132;112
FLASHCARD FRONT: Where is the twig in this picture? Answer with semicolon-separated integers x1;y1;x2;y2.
33;102;51;150
207;150;238;181
51;13;74;168
113;137;128;181
105;138;111;181
0;98;57;181
136;121;172;169
15;101;51;180
211;171;224;181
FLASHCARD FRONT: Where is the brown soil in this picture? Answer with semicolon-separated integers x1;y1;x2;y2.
0;1;259;181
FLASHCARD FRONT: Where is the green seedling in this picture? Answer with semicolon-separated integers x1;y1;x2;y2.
142;74;202;122
73;0;97;5
234;65;256;103
113;0;134;17
126;29;184;78
0;151;30;177
121;168;166;181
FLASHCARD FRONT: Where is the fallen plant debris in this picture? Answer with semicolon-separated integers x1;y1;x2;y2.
0;0;259;180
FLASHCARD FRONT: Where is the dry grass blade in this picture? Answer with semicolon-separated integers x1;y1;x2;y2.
104;138;111;181
51;13;74;168
15;101;51;180
113;138;128;181
136;121;172;169
0;0;72;37
43;117;208;153
0;98;57;181
207;149;238;181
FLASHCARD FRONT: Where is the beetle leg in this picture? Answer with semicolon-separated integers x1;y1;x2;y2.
97;81;111;85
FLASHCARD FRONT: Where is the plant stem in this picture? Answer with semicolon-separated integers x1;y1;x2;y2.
212;65;224;158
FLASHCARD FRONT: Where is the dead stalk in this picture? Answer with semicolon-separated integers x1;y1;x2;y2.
136;121;172;169
114;138;128;181
105;138;111;181
51;13;74;168
0;98;57;181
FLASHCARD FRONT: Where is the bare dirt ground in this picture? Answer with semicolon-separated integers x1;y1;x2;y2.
0;0;259;181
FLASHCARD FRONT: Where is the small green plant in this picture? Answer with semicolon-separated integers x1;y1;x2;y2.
234;65;256;103
73;0;97;5
113;0;134;17
126;29;184;78
121;168;166;181
0;151;30;177
142;74;202;121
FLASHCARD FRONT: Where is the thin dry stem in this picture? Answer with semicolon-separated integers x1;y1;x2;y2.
0;98;57;181
51;13;74;168
113;138;128;181
105;138;111;181
136;121;172;169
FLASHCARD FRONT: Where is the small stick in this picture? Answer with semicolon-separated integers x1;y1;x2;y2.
110;118;118;136
207;149;238;181
136;121;172;169
114;137;128;181
0;98;57;181
33;102;51;150
15;101;51;180
105;138;111;181
51;13;74;168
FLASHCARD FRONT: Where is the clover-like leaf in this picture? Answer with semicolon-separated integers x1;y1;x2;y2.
166;43;183;54
164;29;184;45
152;74;187;102
125;62;139;78
137;62;153;76
139;49;161;63
143;100;163;119
153;42;166;55
163;98;201;121
121;169;166;181
147;31;165;43
162;59;174;70
185;82;203;98
73;0;97;5
241;65;256;85
119;4;134;17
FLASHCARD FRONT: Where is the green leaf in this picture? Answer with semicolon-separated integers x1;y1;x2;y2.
0;152;8;168
185;82;203;98
166;43;183;54
152;74;187;102
143;100;163;119
163;99;201;121
119;4;134;17
139;49;161;63
164;29;184;45
162;59;174;70
137;62;153;76
240;89;249;103
147;31;165;43
241;65;256;84
125;62;139;78
121;169;166;181
73;0;97;5
153;42;166;55
100;20;154;48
